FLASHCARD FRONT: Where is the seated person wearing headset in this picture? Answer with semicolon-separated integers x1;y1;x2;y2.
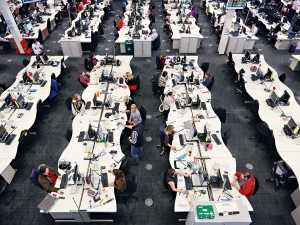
108;169;127;192
38;164;64;194
71;94;86;115
231;171;256;198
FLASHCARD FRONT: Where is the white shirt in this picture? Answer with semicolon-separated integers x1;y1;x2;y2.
150;32;158;41
163;95;174;111
250;26;258;36
32;41;43;55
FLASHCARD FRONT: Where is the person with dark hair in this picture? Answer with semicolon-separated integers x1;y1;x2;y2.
231;171;256;198
273;22;282;34
158;70;168;95
164;125;176;151
89;54;97;65
38;165;63;194
71;94;86;115
79;71;90;86
202;72;213;90
109;169;127;192
163;91;174;120
166;168;190;194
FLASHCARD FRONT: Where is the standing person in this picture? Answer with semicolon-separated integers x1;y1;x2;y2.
158;71;168;95
109;169;127;192
231;171;256;198
120;95;135;120
32;39;43;55
128;117;144;165
38;164;64;194
163;91;175;121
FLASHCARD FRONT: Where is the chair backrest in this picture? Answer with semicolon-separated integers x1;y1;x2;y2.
159;125;165;146
65;128;72;142
156;54;163;70
120;158;130;175
23;59;30;67
65;97;72;111
139;106;147;124
99;24;104;35
200;62;209;73
214;107;226;123
30;169;44;190
279;73;287;83
253;176;259;195
251;100;259;115
135;75;141;91
126;173;137;193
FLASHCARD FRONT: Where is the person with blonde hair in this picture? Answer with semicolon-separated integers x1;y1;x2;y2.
124;72;137;97
71;94;86;115
128;104;142;124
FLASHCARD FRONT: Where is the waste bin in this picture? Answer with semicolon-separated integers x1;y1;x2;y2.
125;40;133;55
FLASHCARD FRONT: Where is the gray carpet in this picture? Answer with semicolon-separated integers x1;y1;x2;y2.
0;1;299;225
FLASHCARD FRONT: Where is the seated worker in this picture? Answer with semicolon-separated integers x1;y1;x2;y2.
79;71;90;87
78;1;84;11
249;23;258;36
176;8;182;16
149;28;158;41
165;168;190;196
71;93;86;115
158;71;168;95
47;74;59;101
164;125;176;152
118;16;125;30
109;169;127;192
32;39;43;55
202;72;213;90
120;95;135;120
163;91;175;120
38;164;63;194
0;36;11;51
128;104;142;124
161;54;167;68
90;54;98;65
281;6;289;17
191;6;198;18
231;171;256;198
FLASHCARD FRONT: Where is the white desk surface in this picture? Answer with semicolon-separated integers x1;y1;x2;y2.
48;55;131;214
292;55;300;61
232;54;300;187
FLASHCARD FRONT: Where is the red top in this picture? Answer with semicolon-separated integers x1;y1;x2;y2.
234;172;256;198
48;172;57;184
82;0;88;4
78;4;84;11
118;19;124;30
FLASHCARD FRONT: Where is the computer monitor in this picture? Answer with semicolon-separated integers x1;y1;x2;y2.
5;94;12;106
72;163;79;183
98;125;104;141
88;124;97;139
172;79;177;87
288;118;299;135
14;94;25;108
23;24;29;33
252;52;260;63
107;94;113;108
256;67;264;78
264;68;273;80
27;22;33;31
22;72;31;83
283;22;291;31
40;53;49;64
189;122;197;140
279;90;290;103
244;51;251;61
32;71;39;82
270;91;279;104
0;125;7;140
196;95;200;108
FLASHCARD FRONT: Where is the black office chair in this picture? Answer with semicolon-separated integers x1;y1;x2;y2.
117;172;138;207
200;62;209;73
157;124;166;156
152;34;161;50
245;99;260;123
222;128;232;146
253;177;259;195
139;106;147;129
208;76;215;91
162;171;176;202
120;158;130;175
155;54;163;71
36;100;46;124
65;128;72;142
279;73;287;83
23;59;30;67
65;97;72;111
214;107;226;123
235;69;246;94
132;75;141;97
113;19;117;28
266;160;296;191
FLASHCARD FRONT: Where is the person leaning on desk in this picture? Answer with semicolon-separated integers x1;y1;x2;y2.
164;125;177;152
166;168;191;195
71;94;86;115
108;169;127;192
231;171;256;198
38;164;64;194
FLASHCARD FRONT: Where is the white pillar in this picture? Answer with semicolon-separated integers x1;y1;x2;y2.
218;9;235;54
0;0;25;54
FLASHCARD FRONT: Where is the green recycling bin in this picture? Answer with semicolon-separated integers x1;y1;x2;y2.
125;40;133;55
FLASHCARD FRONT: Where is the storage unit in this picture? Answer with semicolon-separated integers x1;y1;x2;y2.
59;37;83;57
133;39;151;57
226;35;247;54
179;34;199;53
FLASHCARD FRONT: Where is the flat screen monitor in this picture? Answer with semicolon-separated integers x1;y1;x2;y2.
288;118;299;134
72;164;79;183
283;22;291;31
107;94;113;107
252;52;260;63
23;24;29;33
15;94;25;108
0;125;7;139
41;53;49;64
245;51;251;61
26;22;33;31
189;122;197;140
172;79;177;87
196;95;200;108
88;124;96;139
270;91;278;103
256;67;264;78
280;90;290;103
98;126;104;141
75;20;81;28
5;94;12;106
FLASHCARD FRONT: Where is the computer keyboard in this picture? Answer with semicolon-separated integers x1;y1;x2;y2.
201;102;207;110
101;173;109;187
5;134;16;145
78;131;85;142
211;134;221;145
222;174;232;190
26;102;34;110
184;177;193;190
85;101;91;110
107;131;114;143
40;80;47;87
60;174;68;189
179;134;185;146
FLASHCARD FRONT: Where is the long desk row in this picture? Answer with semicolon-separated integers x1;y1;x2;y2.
232;53;300;224
162;56;252;224
43;55;132;223
0;55;65;184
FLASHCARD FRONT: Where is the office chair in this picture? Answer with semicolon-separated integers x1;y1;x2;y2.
132;75;141;97
47;79;59;101
222;128;232;145
91;33;99;49
208;76;215;91
162;171;176;202
253;177;259;195
120;158;130;175
200;62;209;73
0;82;7;92
152;34;161;50
155;54;163;71
223;52;236;74
150;72;160;97
23;59;30;67
117;172;138;207
30;168;44;190
214;107;226;123
65;97;72;111
157;124;166;156
234;69;246;94
36;100;46;124
65;128;72;142
279;73;287;83
265;160;296;191
113;19;117;28
0;176;16;206
139;106;147;130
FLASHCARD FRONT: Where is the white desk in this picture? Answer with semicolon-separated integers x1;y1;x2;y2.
290;55;300;71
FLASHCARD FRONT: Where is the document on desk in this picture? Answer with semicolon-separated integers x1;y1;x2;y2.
112;150;125;163
215;202;240;216
116;122;125;131
206;104;217;118
38;194;57;213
